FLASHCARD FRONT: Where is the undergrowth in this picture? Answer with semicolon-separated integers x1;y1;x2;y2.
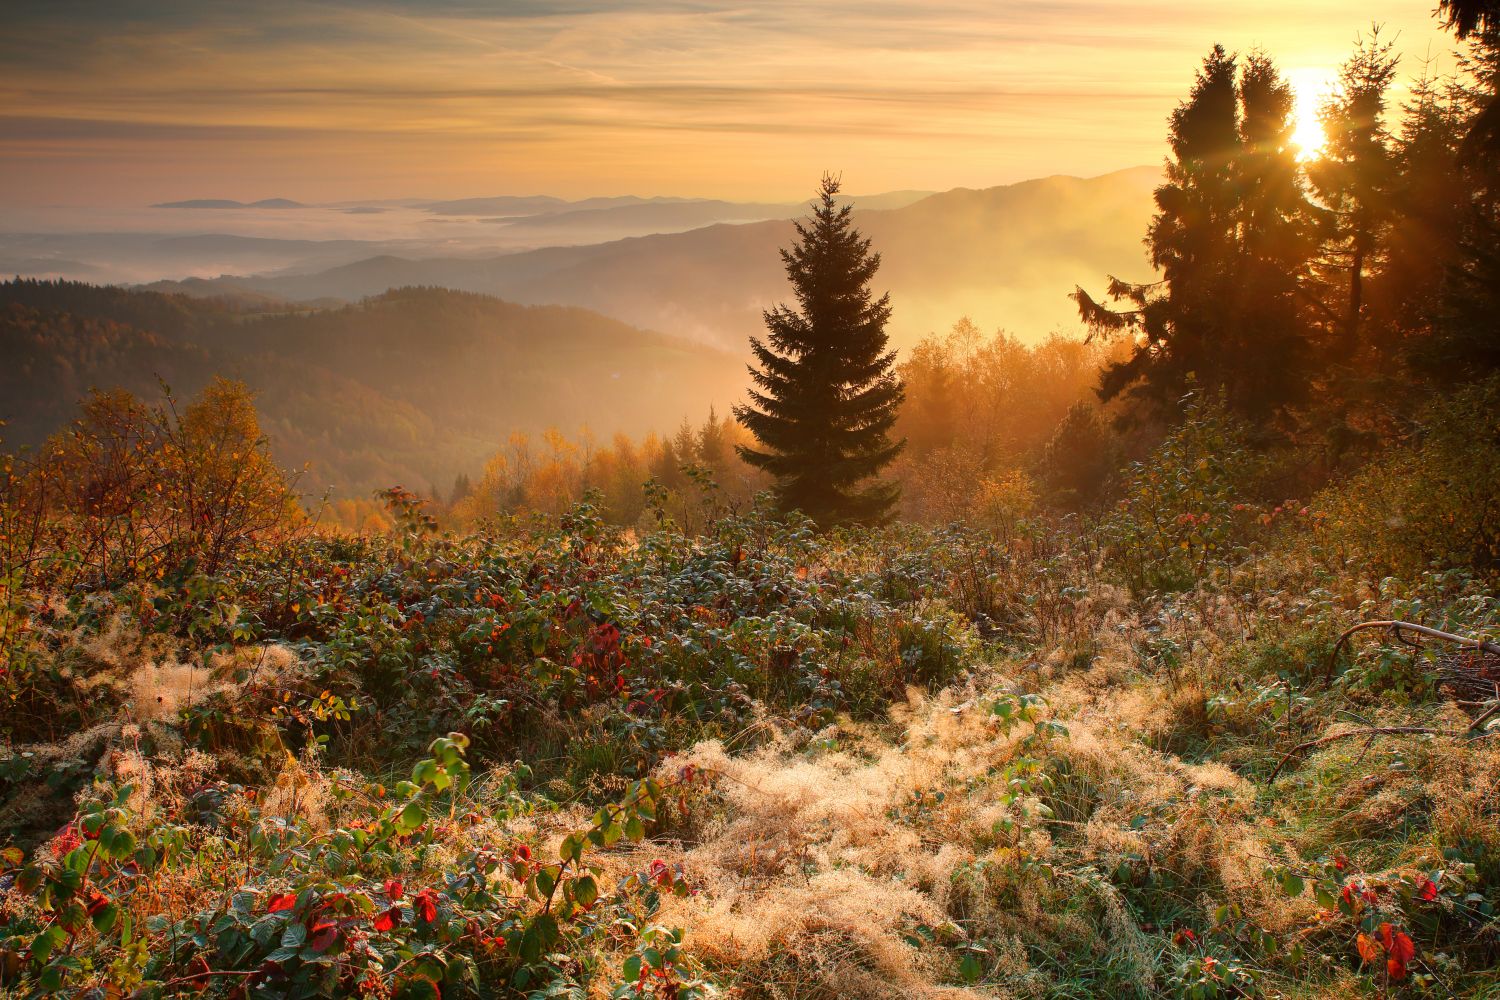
3;385;1499;998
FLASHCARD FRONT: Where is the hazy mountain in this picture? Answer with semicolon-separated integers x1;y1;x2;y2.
0;281;743;494
153;198;307;209
0;232;442;287
6;189;936;285
149;168;1159;348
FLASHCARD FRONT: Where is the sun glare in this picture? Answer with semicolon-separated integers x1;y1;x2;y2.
1289;68;1335;160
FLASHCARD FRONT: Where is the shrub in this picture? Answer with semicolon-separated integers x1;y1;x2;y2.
1100;390;1264;593
5;379;301;592
1313;376;1500;581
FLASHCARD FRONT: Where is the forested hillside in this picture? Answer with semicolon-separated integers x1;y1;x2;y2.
0;282;742;497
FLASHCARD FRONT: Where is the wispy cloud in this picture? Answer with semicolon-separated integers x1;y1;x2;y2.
0;1;1458;206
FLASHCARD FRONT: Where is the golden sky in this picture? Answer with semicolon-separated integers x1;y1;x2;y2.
0;1;1461;206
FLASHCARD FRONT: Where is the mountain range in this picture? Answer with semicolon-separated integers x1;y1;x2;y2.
142;168;1160;349
2;167;1164;492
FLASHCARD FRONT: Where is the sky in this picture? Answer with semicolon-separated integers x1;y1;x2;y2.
0;0;1463;207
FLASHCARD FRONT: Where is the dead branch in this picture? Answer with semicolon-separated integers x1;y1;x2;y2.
1269;725;1454;782
1326;619;1500;681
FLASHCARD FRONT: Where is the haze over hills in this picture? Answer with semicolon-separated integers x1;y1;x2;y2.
153;198;308;209
0;190;934;286
143;168;1161;348
0;168;1162;492
0;281;743;494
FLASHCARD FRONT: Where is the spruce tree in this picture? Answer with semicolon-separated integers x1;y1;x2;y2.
734;174;904;527
1310;33;1399;357
1073;46;1319;424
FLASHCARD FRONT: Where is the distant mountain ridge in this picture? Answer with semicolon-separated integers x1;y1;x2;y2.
147;167;1161;348
153;198;306;209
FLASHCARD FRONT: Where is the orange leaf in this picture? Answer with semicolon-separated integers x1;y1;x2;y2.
1356;932;1382;964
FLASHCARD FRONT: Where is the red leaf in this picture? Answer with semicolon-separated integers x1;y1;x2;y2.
1417;878;1438;902
268;893;296;913
1389;929;1415;966
385;879;404;901
415;888;438;923
308;921;339;953
374;908;398;932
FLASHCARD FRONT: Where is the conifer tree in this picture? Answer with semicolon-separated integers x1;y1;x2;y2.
1310;32;1399;356
734;174;904;527
1073;46;1319;424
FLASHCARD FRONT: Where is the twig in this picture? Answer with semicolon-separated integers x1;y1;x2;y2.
1469;699;1500;733
1269;726;1454;782
155;968;260;990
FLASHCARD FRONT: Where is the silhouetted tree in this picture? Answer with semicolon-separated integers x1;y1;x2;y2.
1423;30;1500;375
735;174;904;527
1442;0;1500;38
1073;47;1319;425
1442;1;1500;160
1310;32;1399;357
1375;69;1469;357
449;473;473;507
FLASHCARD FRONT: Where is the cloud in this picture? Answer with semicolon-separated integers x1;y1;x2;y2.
0;1;1460;205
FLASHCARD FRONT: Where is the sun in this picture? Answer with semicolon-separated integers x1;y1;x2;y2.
1288;67;1335;160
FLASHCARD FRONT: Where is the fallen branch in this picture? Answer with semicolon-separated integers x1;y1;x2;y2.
1268;725;1453;782
1326;620;1500;682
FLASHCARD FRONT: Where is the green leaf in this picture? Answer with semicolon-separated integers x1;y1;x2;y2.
399;801;426;832
1279;872;1305;898
92;902;120;933
30;925;67;964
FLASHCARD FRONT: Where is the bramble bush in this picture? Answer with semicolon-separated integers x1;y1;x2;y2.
1312;375;1500;582
1100;390;1267;593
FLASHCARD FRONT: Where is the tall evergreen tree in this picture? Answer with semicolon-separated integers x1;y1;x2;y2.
1432;27;1500;375
1073;47;1320;425
734;174;904;527
1310;33;1399;358
1441;0;1500;158
1373;68;1468;353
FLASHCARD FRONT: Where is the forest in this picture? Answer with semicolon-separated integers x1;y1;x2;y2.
2;5;1500;999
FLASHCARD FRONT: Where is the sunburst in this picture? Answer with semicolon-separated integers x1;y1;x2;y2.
1288;67;1336;160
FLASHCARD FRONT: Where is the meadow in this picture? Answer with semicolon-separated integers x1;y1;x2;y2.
2;377;1497;999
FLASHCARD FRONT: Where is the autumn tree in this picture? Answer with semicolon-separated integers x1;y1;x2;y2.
17;378;300;588
734;174;905;527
